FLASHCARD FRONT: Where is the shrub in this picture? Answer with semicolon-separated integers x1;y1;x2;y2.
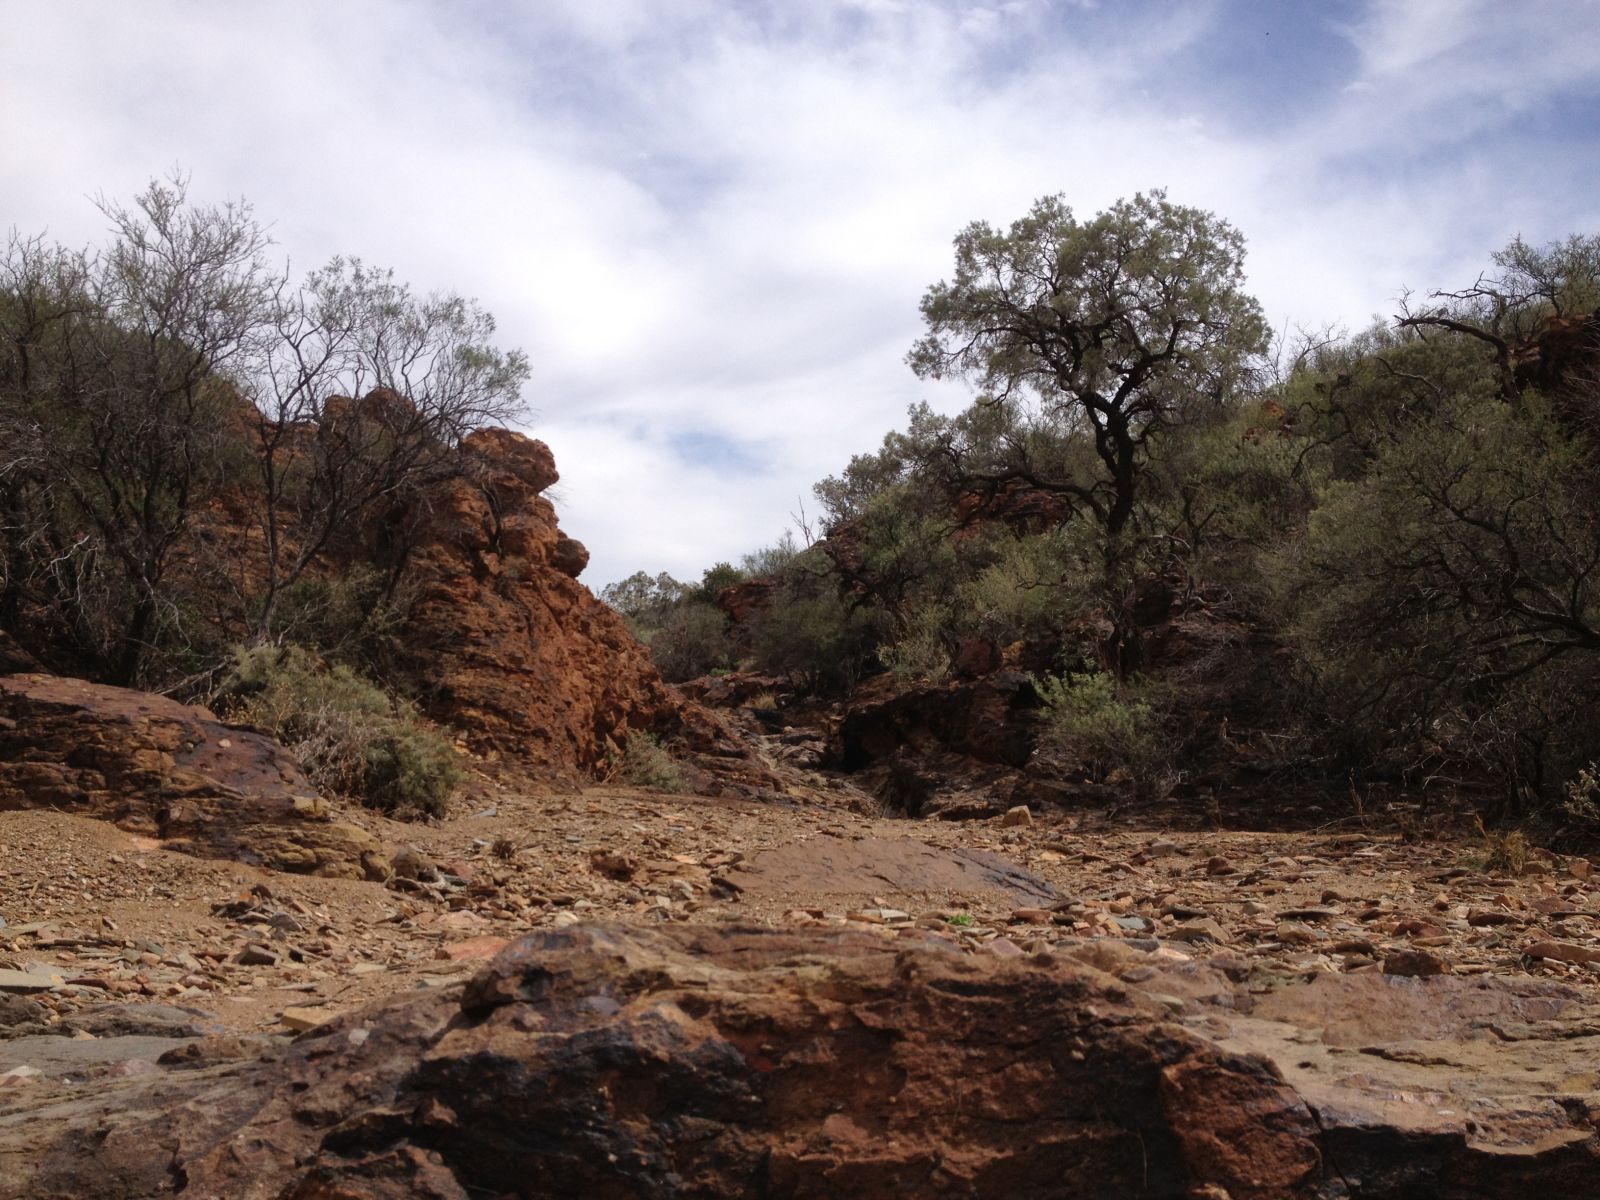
264;564;416;667
1033;669;1162;781
649;600;735;682
215;645;461;818
614;732;688;792
750;584;880;693
1564;764;1600;830
879;602;952;684
1274;389;1600;814
1473;814;1530;875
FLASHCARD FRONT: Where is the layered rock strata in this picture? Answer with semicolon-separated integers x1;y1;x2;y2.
0;674;386;878
10;922;1600;1198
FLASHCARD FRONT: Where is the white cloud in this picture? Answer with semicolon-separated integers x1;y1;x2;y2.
3;0;1598;588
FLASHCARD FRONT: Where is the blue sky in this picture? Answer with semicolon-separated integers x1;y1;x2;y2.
4;0;1598;585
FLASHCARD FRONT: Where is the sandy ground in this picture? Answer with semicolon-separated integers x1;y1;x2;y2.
5;761;1600;1036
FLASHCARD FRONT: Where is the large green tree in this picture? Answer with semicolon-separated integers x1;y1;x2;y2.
909;191;1269;545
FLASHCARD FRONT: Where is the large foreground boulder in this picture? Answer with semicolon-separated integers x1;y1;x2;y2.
11;923;1600;1198
0;674;386;878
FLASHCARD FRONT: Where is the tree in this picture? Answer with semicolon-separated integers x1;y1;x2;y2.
1396;232;1600;403
0;178;276;683
242;257;529;639
0;177;529;687
909;191;1269;546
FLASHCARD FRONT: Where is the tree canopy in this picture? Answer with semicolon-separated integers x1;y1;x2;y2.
909;191;1269;540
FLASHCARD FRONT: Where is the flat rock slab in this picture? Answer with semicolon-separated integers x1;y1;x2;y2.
0;969;60;995
7;923;1600;1198
722;834;1057;904
0;1033;202;1080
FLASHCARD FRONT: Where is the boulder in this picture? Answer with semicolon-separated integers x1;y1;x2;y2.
8;923;1600;1198
0;674;386;879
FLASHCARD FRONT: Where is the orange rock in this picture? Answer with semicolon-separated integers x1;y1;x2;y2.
377;429;764;787
443;936;510;962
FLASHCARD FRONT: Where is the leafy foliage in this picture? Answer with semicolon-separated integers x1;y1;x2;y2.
599;567;738;682
909;191;1269;541
614;731;688;792
0;176;527;689
748;549;883;693
216;645;461;818
1033;670;1162;781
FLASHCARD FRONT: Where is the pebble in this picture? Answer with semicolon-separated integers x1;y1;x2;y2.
847;908;911;925
1382;949;1449;977
279;1006;337;1033
1165;918;1232;946
1275;921;1320;946
1524;940;1600;965
1009;908;1054;925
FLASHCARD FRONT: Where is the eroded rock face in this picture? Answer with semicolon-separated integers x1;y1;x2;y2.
386;430;760;786
831;672;1048;817
13;922;1596;1199
0;674;386;878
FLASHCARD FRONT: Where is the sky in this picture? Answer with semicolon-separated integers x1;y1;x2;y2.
3;0;1599;587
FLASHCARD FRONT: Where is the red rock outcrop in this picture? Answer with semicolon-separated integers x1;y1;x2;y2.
0;674;387;878
385;429;760;785
14;922;1600;1199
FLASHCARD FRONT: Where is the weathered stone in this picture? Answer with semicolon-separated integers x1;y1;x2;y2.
7;924;1600;1198
1167;918;1233;945
0;674;386;879
1383;948;1450;977
0;969;59;995
279;1006;337;1033
383;429;764;788
1525;940;1600;965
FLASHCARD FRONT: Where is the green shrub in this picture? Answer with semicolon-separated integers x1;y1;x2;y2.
264;564;415;665
750;582;880;693
954;525;1098;645
615;732;688;792
1033;670;1162;781
1273;390;1600;814
215;645;460;818
1564;764;1600;831
648;600;735;682
880;601;952;683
